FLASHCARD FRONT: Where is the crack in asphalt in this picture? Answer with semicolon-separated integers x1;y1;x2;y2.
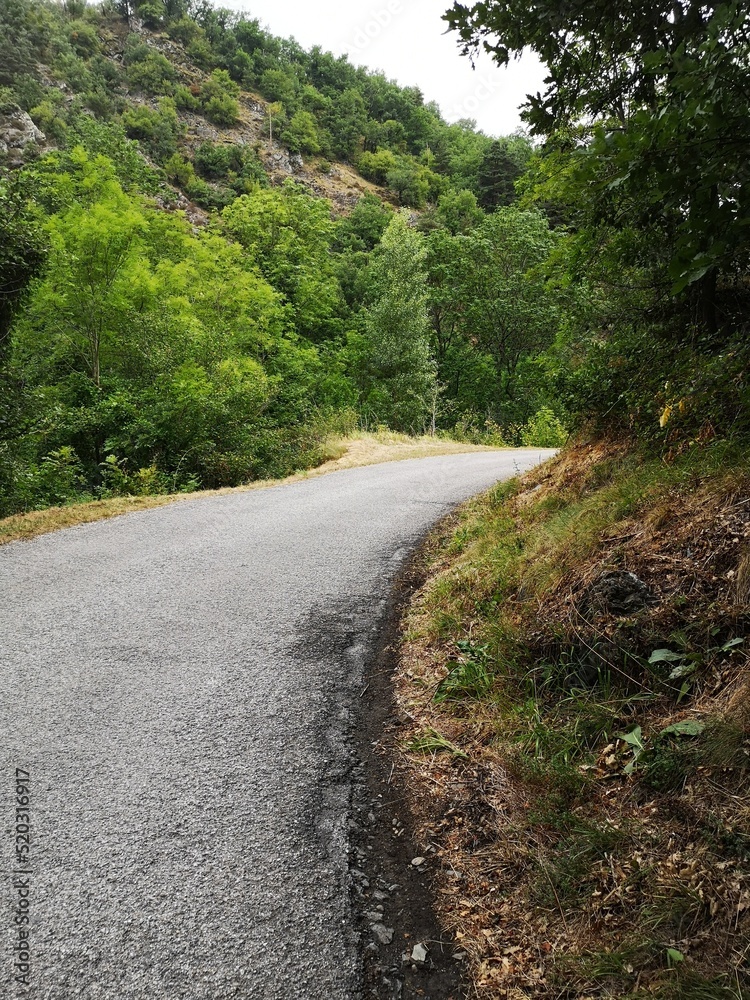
0;450;554;999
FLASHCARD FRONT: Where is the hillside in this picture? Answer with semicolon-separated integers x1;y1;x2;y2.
0;0;558;522
395;438;750;999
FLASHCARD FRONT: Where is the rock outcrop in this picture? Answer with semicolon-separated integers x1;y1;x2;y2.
0;106;45;166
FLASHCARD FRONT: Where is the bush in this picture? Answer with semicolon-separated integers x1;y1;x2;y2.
520;406;569;448
137;2;165;29
357;148;397;186
53;53;94;93
173;84;199;110
200;70;240;126
83;89;115;118
30;97;68;145
68;20;100;57
121;98;181;163
193;140;234;178
163;152;195;187
124;39;176;95
168;17;203;47
11;74;44;112
281;110;320;155
18;447;92;510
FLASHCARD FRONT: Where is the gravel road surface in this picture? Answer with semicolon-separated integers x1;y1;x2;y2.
1;450;553;1000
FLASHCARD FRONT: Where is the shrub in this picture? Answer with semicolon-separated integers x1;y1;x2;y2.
124;40;176;95
520;406;569;448
54;53;94;93
357;148;397;186
199;70;240;126
173;84;199;111
281;110;320;155
163;152;195;187
168;17;203;47
68;20;100;57
11;74;45;112
137;2;165;29
121;98;181;162
193;139;234;178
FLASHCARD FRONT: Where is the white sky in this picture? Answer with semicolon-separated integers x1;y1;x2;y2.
216;0;547;137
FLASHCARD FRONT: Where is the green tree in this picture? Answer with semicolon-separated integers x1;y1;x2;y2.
360;212;436;432
357;148;397;186
433;188;483;235
200;69;240;125
222;182;342;340
425;207;560;423
281;110;321;155
477;135;532;210
37;193;150;390
445;1;750;327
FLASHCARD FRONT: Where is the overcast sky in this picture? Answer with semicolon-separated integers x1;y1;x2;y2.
217;0;547;136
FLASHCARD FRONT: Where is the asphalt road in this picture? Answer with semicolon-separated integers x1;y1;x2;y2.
1;450;553;1000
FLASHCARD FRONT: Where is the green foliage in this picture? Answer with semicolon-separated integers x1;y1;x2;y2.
68;20;100;58
447;0;750;340
0;0;584;515
259;68;297;106
281;110;320;156
124;39;176;94
199;69;239;125
434;641;494;702
357;148;397;186
223;182;341;339
66;115;162;193
0;143;359;515
477;134;533;209
359;212;437;432
121;97;182;162
433;188;483;235
425;206;561;428
520;406;568;447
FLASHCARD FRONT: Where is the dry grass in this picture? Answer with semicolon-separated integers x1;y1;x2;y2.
0;432;497;547
393;438;750;1000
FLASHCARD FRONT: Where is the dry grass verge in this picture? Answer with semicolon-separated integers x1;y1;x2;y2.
0;432;496;546
396;438;750;1000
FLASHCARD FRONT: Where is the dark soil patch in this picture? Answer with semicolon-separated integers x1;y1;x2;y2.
351;547;468;1000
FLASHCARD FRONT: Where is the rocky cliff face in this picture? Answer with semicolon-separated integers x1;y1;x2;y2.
0;106;45;166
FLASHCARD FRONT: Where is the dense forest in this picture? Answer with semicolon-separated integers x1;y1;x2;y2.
0;0;565;517
1;0;748;527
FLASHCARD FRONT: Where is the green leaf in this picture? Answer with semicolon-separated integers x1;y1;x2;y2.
677;681;692;704
720;637;744;653
667;948;685;966
660;721;705;738
668;661;698;680
617;726;644;750
649;648;686;665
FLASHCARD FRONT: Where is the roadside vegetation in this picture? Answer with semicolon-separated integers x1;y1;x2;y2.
0;430;497;545
0;0;565;523
399;439;750;998
390;1;750;996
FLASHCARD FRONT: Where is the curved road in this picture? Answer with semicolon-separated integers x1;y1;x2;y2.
1;450;552;1000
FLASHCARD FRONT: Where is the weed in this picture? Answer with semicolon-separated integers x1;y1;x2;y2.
434;641;495;703
650;969;750;1000
404;727;469;759
531;817;627;908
